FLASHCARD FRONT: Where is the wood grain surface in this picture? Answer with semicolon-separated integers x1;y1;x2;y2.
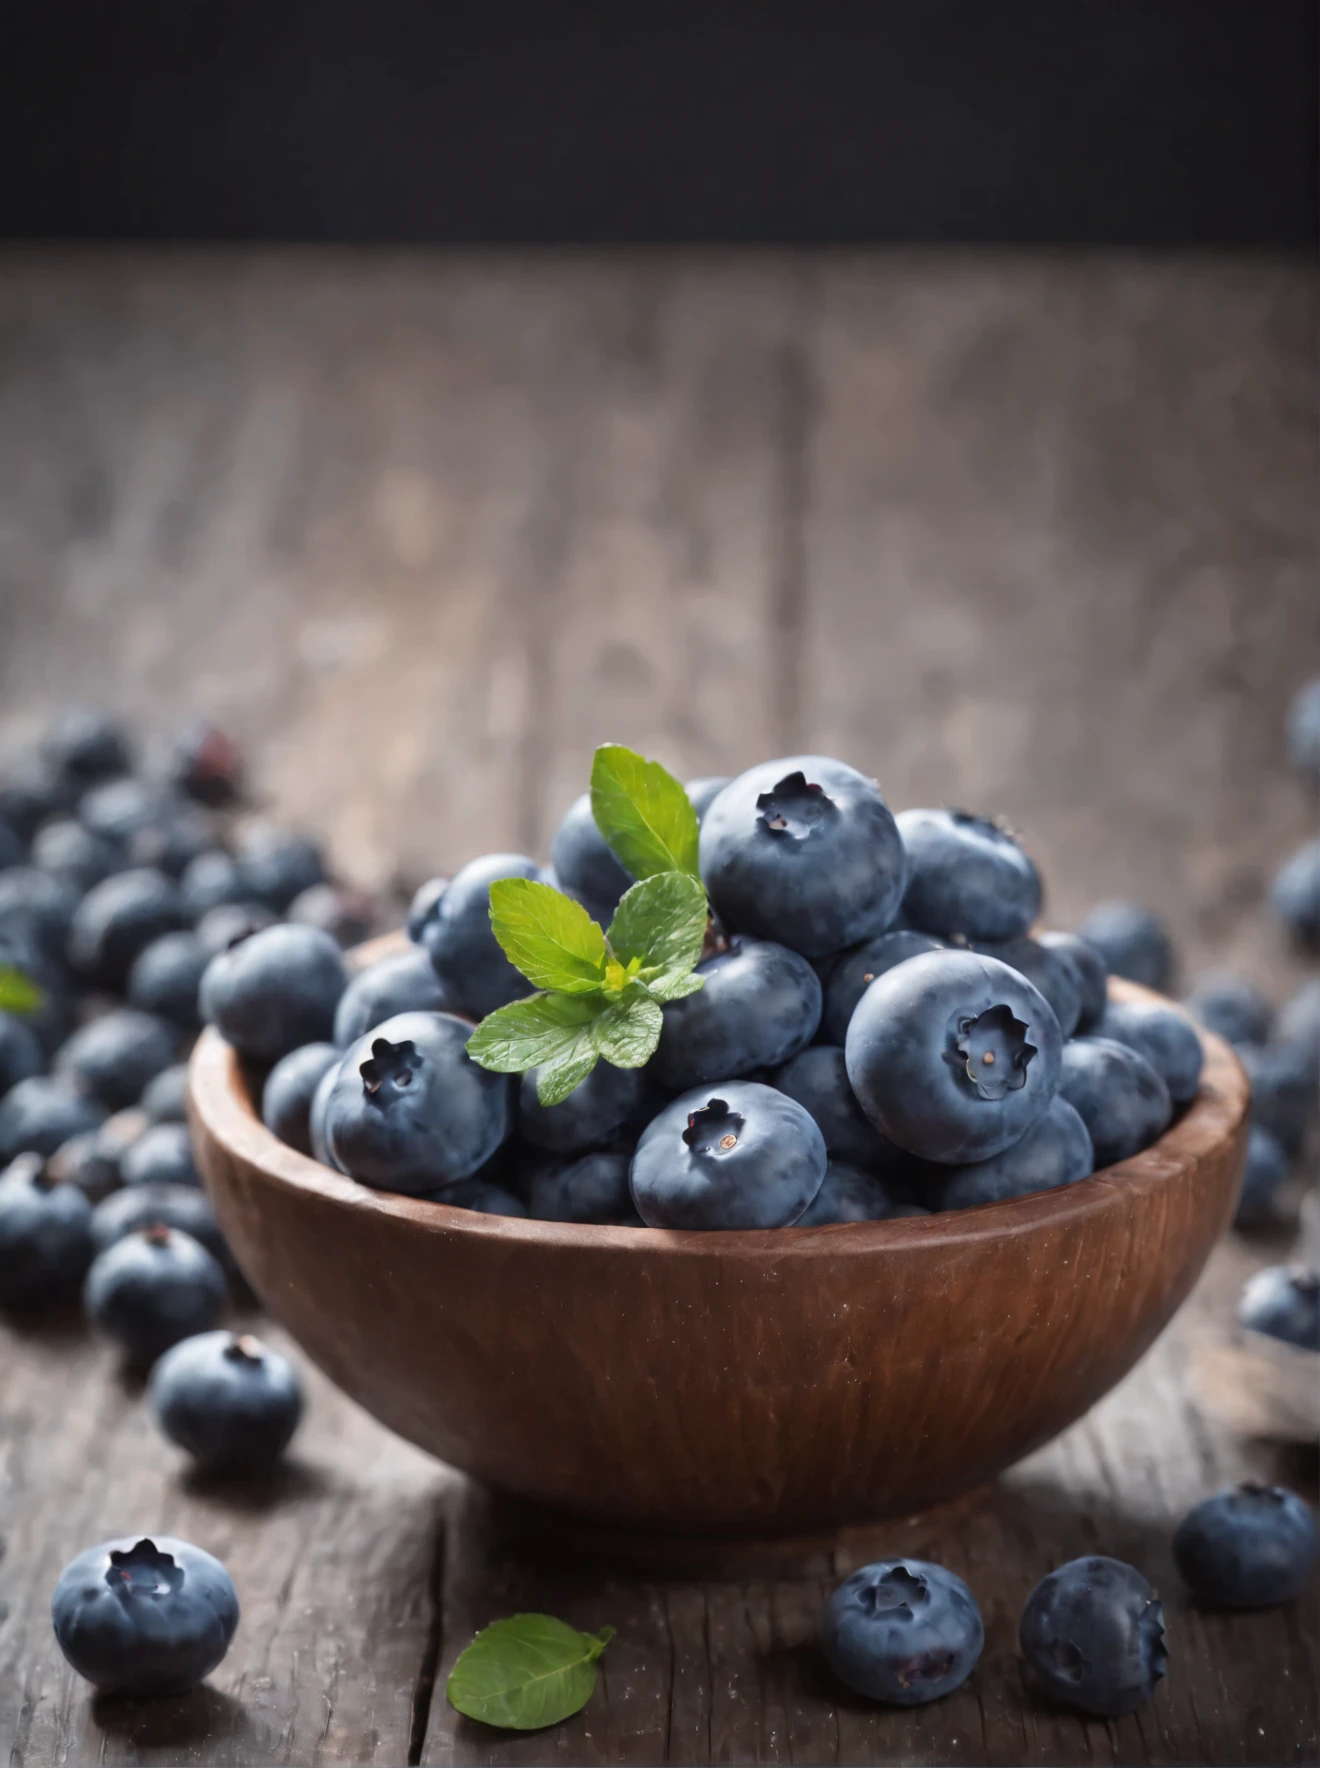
0;250;1316;1765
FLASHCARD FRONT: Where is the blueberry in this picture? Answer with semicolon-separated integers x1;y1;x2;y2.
238;824;327;912
821;930;946;1045
51;1534;239;1695
1184;972;1273;1050
79;776;173;845
918;1095;1093;1212
181;849;250;919
325;1011;513;1194
426;1178;529;1217
796;1160;905;1225
1036;930;1110;1034
699;757;907;958
0;1010;44;1098
0;1075;107;1162
1097;999;1203;1107
333;948;458;1047
142;1063;189;1124
972;935;1082;1039
0;867;81;962
630;1081;826;1230
201;923;348;1063
55;1009;178;1111
1240;1040;1318;1159
149;1330;303;1473
47;1108;147;1204
1176;1481;1317;1608
519;1058;646;1155
417;852;545;1016
653;936;822;1090
896;809;1041;942
170;722;245;807
1237;1265;1320;1351
0;1154;94;1307
1233;1126;1290;1229
308;1060;343;1170
121;1122;200;1190
42;709;131;786
526;1151;639;1223
195;900;278;957
0;812;23;870
1019;1556;1167;1715
127;930;209;1032
89;1182;229;1269
0;750;78;840
85;1224;228;1364
1272;836;1320;952
1286;677;1320;784
822;1559;983;1705
0;929;72;1056
68;867;188;989
262;1043;340;1156
771;1045;905;1173
129;804;218;880
288;882;377;948
1058;1037;1172;1167
406;875;448;944
31;817;124;891
1076;902;1174;993
686;776;731;823
550;793;632;919
1278;980;1320;1061
845;949;1063;1164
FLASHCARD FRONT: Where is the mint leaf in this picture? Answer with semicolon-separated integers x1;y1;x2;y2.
590;745;700;882
0;965;43;1016
488;879;608;995
531;1046;600;1108
592;997;663;1069
645;970;704;1004
465;993;604;1072
447;1614;615;1731
607;872;708;987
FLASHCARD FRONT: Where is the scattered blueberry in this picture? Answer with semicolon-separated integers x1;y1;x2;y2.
42;709;132;787
1174;1482;1317;1608
51;1534;239;1695
84;1224;228;1364
31;817;123;891
1240;1039;1318;1159
195;900;278;956
261;1042;341;1156
630;1081;826;1230
201;923;348;1063
526;1151;639;1223
405;875;448;944
127;930;210;1032
170;722;245;807
180;849;250;919
54;1008;177;1111
1097;998;1203;1107
1233;1126;1290;1228
822;1559;984;1706
1184;972;1273;1050
972;935;1082;1039
0;1075;107;1162
288;882;377;948
771;1044;904;1173
416;853;546;1017
1237;1265;1319;1351
1058;1038;1172;1168
48;1108;147;1204
149;1330;303;1473
918;1095;1093;1212
0;1010;44;1098
121;1122;200;1190
897;809;1041;942
519;1058;646;1155
1272;836;1320;952
0;867;82;962
686;776;731;823
333;947;457;1048
1075;902;1174;994
653;936;822;1090
845;949;1062;1164
0;1154;94;1308
129;803;217;879
67;867;187;989
550;793;632;919
238;824;327;912
1036;930;1110;1034
141;1063;189;1125
1277;980;1320;1061
79;776;174;846
1286;677;1320;785
324;1011;513;1193
796;1160;905;1225
0;749;78;839
1019;1556;1167;1715
89;1182;229;1268
699;757;907;958
821;930;946;1045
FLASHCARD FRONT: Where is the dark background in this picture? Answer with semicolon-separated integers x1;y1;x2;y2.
1;0;1314;245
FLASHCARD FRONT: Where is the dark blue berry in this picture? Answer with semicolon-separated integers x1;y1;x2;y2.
90;1183;229;1270
0;749;78;839
1174;1482;1317;1608
49;1108;147;1204
0;1076;107;1162
142;1064;189;1124
653;936;822;1090
425;1178;528;1217
67;867;187;989
170;722;245;807
196;901;278;957
796;1161;907;1225
149;1330;303;1473
1097;998;1203;1107
845;949;1063;1164
261;1042;340;1156
0;1010;44;1098
1233;1126;1290;1228
519;1059;646;1155
772;1044;904;1173
287;883;376;948
822;930;946;1045
54;1009;177;1111
1058;1038;1172;1168
42;709;132;786
31;817;124;891
686;776;731;823
85;1225;228;1364
121;1122;200;1190
1036;931;1109;1034
79;776;173;845
333;948;457;1047
918;1095;1093;1212
897;809;1041;942
822;1559;983;1705
1076;902;1173;993
972;935;1082;1039
1237;1265;1319;1351
417;853;546;1017
180;849;250;919
1184;973;1273;1050
406;875;448;944
201;923;348;1063
1240;1039;1318;1158
1019;1556;1167;1715
309;1061;342;1169
128;931;210;1031
0;1155;93;1308
1278;980;1320;1061
630;1082;826;1230
550;793;632;920
0;867;81;963
129;804;218;879
238;825;327;912
1273;837;1320;952
51;1534;239;1695
526;1151;639;1224
699;757;907;958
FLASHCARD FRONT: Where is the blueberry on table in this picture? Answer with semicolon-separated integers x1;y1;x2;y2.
654;936;822;1091
1020;1556;1167;1715
1097;998;1204;1107
0;1010;44;1098
128;931;210;1032
0;1154;94;1308
51;1534;239;1695
333;948;458;1048
149;1330;303;1473
1058;1037;1172;1168
1237;1265;1320;1351
426;1178;529;1217
287;882;377;948
0;867;81;962
31;817;124;891
237;824;327;912
54;1009;178;1112
129;803;218;880
262;1042;341;1156
1277;980;1320;1060
845;949;1062;1164
821;930;946;1045
0;749;79;839
1273;836;1320;952
195;901;278;957
822;1559;983;1705
796;1160;905;1225
1233;1126;1290;1229
406;875;448;944
78;776;174;845
629;1081;826;1230
1036;931;1110;1035
1075;901;1174;993
84;1225;228;1365
917;1095;1093;1212
685;776;731;823
42;708;132;787
896;809;1041;943
67;867;188;989
90;1183;230;1271
1183;972;1273;1050
526;1151;638;1224
771;1045;904;1174
324;1011;513;1194
121;1122;200;1190
0;1076;107;1162
180;849;250;919
518;1058;646;1155
698;756;907;958
1174;1482;1317;1608
972;935;1083;1039
550;792;633;920
416;852;546;1017
48;1108;147;1204
201;923;348;1063
1240;1039;1319;1159
141;1063;189;1125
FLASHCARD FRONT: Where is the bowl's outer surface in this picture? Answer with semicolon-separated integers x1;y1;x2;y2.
191;962;1248;1536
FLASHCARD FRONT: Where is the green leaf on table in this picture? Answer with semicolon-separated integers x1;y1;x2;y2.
465;993;604;1073
590;745;700;882
0;964;43;1016
446;1613;615;1731
607;871;708;982
592;995;664;1069
487;878;608;994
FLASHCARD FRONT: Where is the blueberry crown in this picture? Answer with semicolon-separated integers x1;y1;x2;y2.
682;1099;745;1156
755;772;834;841
224;1334;264;1367
949;1005;1035;1100
106;1539;183;1599
360;1037;422;1099
857;1563;927;1619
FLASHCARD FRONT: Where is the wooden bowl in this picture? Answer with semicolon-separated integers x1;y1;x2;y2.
190;965;1248;1537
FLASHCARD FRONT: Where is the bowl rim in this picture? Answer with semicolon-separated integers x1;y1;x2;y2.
190;956;1249;1261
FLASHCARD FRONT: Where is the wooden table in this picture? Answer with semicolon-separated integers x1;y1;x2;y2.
1;250;1317;1766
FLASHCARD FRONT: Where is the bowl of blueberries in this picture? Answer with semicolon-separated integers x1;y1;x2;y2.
187;745;1251;1536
